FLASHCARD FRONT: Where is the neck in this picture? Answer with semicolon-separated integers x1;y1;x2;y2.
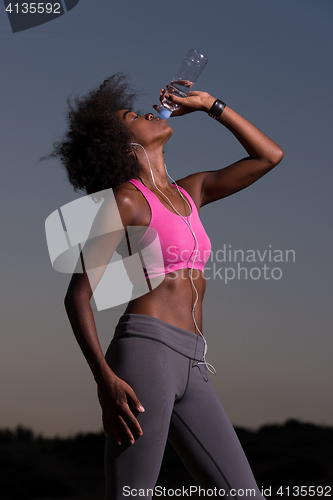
135;146;171;188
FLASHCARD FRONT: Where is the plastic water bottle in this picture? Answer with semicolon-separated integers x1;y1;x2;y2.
159;49;208;120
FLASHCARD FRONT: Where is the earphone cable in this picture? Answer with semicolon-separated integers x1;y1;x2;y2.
131;143;216;375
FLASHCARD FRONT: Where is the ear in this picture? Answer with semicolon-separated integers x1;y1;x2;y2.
125;143;137;156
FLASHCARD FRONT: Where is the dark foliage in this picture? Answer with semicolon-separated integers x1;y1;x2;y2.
1;420;332;500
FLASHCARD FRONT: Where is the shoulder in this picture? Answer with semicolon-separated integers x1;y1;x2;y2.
113;180;149;226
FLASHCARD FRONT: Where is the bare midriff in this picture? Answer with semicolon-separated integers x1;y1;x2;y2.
124;268;206;335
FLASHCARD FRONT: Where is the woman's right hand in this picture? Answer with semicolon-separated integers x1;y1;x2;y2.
153;89;216;117
98;372;145;446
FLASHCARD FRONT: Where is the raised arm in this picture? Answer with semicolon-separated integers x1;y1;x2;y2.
64;187;145;446
156;90;284;207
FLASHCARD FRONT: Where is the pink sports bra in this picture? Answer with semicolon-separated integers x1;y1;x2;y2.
119;179;211;283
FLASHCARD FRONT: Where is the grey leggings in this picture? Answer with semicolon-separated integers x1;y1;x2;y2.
103;313;265;499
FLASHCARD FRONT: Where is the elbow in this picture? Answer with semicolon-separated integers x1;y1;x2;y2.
64;288;91;314
269;146;284;168
64;290;78;313
274;147;284;165
64;292;72;313
256;145;284;172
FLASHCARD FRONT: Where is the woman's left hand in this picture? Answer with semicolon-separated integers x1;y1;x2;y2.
153;89;216;117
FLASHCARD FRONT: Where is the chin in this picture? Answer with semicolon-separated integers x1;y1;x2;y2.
164;123;173;139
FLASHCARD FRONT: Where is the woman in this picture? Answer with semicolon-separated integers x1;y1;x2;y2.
53;73;283;499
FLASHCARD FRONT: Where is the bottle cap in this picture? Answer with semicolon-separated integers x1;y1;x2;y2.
159;107;172;120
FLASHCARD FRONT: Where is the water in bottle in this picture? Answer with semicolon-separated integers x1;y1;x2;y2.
159;49;208;119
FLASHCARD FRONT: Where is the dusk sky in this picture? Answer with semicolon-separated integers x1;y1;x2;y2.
1;0;332;437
